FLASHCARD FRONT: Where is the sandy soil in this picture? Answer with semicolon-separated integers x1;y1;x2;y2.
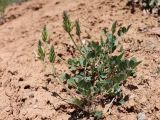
0;0;159;119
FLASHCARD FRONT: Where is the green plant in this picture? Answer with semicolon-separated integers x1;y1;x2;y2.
37;25;56;74
141;0;160;10
62;12;140;115
37;12;141;119
127;0;160;14
0;0;27;17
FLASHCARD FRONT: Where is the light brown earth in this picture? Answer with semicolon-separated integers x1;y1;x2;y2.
0;0;159;120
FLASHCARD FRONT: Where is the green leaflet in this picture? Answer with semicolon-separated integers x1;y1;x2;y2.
92;111;103;119
117;25;131;37
68;97;83;109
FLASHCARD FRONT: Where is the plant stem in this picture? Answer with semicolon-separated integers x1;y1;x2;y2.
68;33;85;58
52;63;56;76
106;97;116;112
78;36;87;52
42;60;47;72
53;71;81;99
57;55;68;64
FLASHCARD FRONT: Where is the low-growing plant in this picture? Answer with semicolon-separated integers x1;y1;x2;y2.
37;12;141;119
37;25;56;74
0;0;27;18
127;0;160;15
140;0;160;11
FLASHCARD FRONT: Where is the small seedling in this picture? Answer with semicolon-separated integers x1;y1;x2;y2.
37;26;56;75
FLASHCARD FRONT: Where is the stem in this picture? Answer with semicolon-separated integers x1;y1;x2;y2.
79;36;84;47
42;60;47;72
78;36;87;52
106;97;116;112
50;60;83;100
84;61;88;81
52;63;56;76
68;33;85;58
57;55;68;65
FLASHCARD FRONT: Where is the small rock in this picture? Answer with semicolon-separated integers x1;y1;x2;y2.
21;98;27;102
89;117;94;120
18;77;24;82
145;39;157;51
29;93;34;98
55;1;60;5
5;106;12;112
8;70;18;75
24;85;30;89
138;27;148;32
137;112;146;120
33;105;38;109
155;102;160;110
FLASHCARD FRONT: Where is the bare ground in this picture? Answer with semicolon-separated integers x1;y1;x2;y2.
0;0;160;120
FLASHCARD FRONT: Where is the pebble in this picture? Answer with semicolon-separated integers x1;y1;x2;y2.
137;112;146;120
29;93;34;98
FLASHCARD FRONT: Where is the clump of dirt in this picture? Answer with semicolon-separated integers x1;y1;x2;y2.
0;0;159;120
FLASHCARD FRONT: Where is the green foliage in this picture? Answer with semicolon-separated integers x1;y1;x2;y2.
42;25;48;42
36;12;141;119
69;97;84;109
63;11;73;33
63;12;85;58
117;25;131;37
92;111;103;120
62;12;141;117
37;26;55;64
0;0;26;14
49;45;56;63
127;0;160;14
111;21;117;34
75;20;81;38
141;0;160;10
38;40;45;61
